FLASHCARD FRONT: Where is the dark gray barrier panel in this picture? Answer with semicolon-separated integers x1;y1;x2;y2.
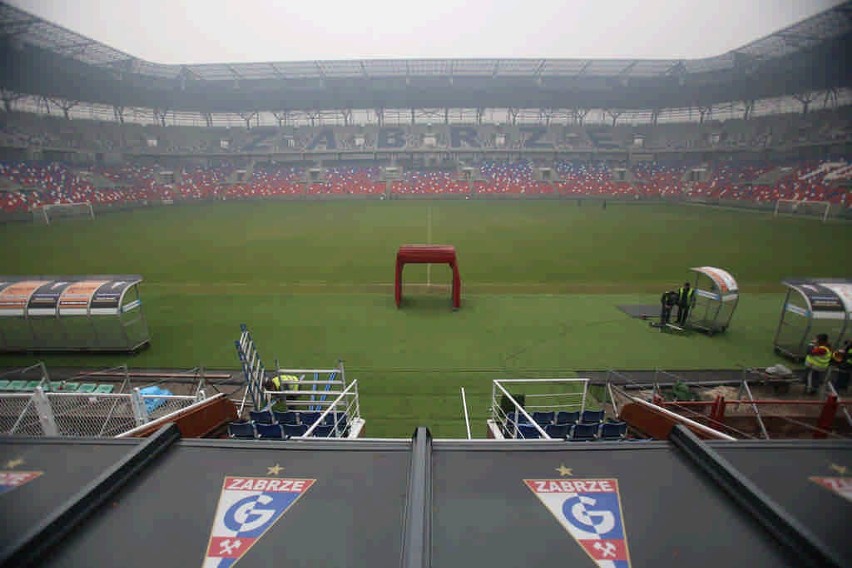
670;425;844;568
0;437;140;551
34;438;411;568
1;424;180;568
431;440;797;568
710;439;852;566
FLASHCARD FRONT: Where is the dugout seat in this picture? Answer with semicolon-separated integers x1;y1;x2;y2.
580;410;605;425
283;423;309;438
0;380;10;391
569;423;599;441
256;423;285;439
250;410;275;425
556;411;580;425
599;421;628;441
532;411;555;426
544;423;571;440
228;421;255;439
273;410;299;425
77;383;97;393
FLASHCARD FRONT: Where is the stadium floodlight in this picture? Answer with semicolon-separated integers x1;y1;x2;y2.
33;202;95;225
773;199;831;222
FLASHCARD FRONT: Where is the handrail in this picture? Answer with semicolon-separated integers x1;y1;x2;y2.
302;380;358;438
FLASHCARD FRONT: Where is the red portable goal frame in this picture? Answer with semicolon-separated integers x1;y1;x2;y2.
395;245;461;309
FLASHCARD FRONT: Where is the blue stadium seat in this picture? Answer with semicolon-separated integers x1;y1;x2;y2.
599;421;628;441
569;423;598;441
322;411;346;426
544;423;571;440
580;409;605;424
273;410;299;425
300;411;321;427
283;423;309;438
249;410;275;424
517;423;542;440
227;421;255;439
312;424;334;438
532;411;555;426
556;411;580;425
508;410;531;424
255;423;285;439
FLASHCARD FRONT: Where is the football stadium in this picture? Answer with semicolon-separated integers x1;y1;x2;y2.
0;1;851;566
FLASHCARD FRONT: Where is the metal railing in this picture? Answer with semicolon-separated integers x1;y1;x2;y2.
0;387;202;437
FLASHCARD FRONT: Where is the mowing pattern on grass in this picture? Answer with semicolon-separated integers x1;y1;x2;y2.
1;201;850;437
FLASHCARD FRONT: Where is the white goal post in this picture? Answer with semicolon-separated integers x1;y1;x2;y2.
773;199;831;222
33;202;95;225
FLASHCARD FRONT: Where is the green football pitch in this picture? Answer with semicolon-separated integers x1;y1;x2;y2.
1;200;850;437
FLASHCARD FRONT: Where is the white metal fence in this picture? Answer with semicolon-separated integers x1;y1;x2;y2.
0;388;201;437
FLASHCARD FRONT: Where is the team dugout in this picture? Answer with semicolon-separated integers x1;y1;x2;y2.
0;275;149;352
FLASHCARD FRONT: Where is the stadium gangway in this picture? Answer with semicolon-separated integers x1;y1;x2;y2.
235;324;268;413
271;363;347;412
489;378;591;440
299;379;363;439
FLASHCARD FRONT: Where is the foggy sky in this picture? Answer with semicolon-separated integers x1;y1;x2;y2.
8;0;844;64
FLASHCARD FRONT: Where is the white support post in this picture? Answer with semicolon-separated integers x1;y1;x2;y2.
130;387;149;426
32;387;58;436
460;387;472;440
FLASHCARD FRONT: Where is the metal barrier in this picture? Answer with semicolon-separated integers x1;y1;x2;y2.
0;388;201;437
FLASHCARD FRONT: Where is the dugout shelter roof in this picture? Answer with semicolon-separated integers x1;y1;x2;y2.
0;426;849;567
1;1;850;112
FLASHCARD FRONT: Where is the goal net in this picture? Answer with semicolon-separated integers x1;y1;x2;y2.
773;199;831;222
33;202;95;225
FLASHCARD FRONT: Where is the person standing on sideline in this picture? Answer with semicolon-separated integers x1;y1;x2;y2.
676;282;695;326
831;340;851;393
803;334;832;395
659;289;678;330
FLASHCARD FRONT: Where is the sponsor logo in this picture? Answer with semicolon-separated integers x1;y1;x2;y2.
202;476;315;567
0;471;43;495
526;478;631;568
809;477;852;503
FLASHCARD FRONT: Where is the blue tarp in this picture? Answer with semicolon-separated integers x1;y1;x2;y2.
139;386;173;413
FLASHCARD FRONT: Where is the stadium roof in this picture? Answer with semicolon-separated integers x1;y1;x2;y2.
1;427;850;567
0;1;850;113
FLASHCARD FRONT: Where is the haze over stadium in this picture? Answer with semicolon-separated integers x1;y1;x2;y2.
4;0;844;62
0;1;851;565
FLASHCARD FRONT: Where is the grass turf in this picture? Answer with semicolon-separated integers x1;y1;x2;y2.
1;200;850;437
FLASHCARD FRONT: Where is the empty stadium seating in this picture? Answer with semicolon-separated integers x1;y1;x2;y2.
225;411;350;439
1;153;850;215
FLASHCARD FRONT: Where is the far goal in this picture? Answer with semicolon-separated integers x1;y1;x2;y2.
33;202;95;225
773;199;831;222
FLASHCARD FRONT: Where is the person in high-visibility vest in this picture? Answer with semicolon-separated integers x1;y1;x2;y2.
263;374;302;412
803;334;832;395
676;282;695;326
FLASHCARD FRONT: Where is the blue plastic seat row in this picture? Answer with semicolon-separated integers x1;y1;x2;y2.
227;420;341;439
509;409;606;428
249;409;347;429
514;421;628;441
